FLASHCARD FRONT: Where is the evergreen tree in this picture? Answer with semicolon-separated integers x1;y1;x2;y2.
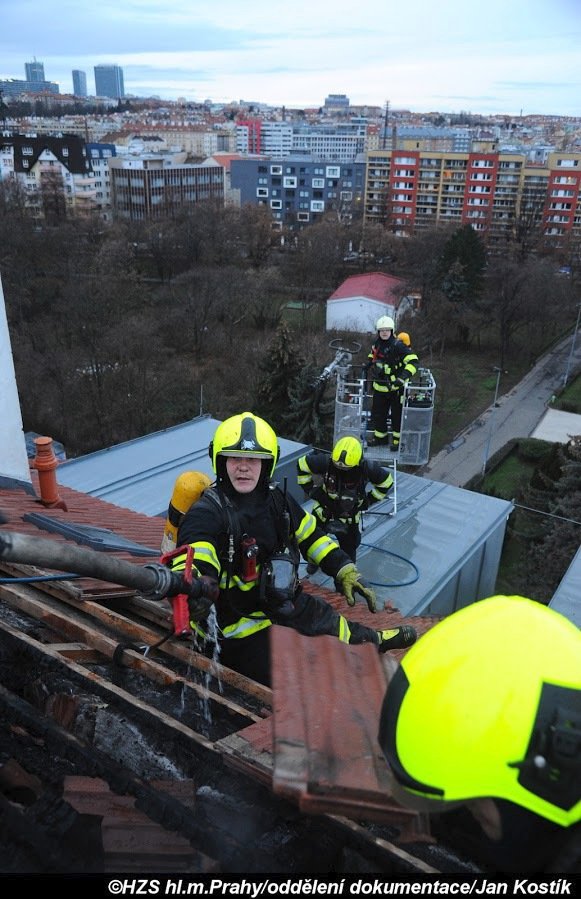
253;321;305;432
437;225;487;302
520;438;581;602
280;362;335;446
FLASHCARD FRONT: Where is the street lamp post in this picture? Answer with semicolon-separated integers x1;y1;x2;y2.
482;366;506;477
562;303;581;389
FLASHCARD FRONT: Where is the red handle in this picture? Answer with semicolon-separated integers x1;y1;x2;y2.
160;545;194;637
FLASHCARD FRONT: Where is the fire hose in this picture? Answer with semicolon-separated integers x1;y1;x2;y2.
0;525;218;639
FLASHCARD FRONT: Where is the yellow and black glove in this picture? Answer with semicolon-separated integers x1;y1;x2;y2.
335;563;377;613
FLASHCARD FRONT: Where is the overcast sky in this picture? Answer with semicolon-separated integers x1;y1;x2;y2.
1;0;580;117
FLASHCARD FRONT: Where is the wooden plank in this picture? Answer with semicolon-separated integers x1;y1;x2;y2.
49;642;103;662
0;581;263;726
0;611;217;753
24;584;272;709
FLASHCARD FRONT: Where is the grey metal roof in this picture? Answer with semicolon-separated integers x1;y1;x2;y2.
310;471;513;618
55;416;515;619
549;545;581;627
55;414;308;517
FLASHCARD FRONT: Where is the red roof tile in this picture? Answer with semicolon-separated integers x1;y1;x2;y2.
329;272;405;305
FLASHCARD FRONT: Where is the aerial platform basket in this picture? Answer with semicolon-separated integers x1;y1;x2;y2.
321;337;436;467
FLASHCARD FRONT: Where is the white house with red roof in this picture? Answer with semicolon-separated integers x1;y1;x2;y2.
326;272;407;333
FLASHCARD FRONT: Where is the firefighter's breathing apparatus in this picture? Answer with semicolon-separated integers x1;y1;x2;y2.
0;522;218;650
258;480;300;616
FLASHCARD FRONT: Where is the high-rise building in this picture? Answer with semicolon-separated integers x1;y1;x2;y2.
25;59;45;82
94;64;125;100
72;70;88;98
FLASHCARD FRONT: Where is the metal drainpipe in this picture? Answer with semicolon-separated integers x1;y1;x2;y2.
32;436;68;511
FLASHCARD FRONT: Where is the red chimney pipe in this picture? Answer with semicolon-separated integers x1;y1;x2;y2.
32;436;67;510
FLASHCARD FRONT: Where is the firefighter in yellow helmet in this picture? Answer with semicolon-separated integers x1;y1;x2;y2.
297;435;393;569
171;413;416;686
378;595;581;873
364;316;418;449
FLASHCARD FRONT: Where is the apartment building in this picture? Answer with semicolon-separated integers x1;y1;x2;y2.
111;125;235;158
109;154;224;221
0;133;96;217
230;156;366;230
364;148;581;246
86;143;116;220
235;120;368;162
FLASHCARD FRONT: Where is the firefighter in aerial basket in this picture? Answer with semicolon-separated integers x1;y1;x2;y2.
364;316;419;449
169;412;417;686
378;595;581;874
297;435;393;571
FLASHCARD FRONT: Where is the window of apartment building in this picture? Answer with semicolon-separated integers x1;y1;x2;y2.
285;167;296;174
22;146;33;155
270;165;282;174
472;160;494;168
326;166;340;178
22;160;29;168
394;156;416;165
257;187;268;197
312;178;324;188
311;200;325;212
258;177;268;184
299;190;309;197
62;148;69;157
313;190;324;199
340;191;352;200
258;165;268;173
283;176;297;188
271;200;282;209
297;212;310;222
556;159;578;167
314;168;324;175
272;177;281;186
327;191;337;199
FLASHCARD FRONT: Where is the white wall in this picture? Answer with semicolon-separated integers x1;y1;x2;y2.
326;297;395;333
0;273;31;485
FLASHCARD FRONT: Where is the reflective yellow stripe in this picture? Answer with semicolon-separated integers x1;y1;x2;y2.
297;473;312;485
189;621;208;638
373;382;389;392
223;615;272;639
309;534;339;564
295;510;317;542
171;541;220;576
338;617;351;643
219;571;260;591
297;456;311;475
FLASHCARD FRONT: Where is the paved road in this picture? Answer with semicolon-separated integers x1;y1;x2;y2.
422;332;581;488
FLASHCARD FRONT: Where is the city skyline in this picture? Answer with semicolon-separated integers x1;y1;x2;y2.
1;0;580;117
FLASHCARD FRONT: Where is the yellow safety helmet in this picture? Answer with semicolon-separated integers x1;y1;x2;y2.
376;315;395;331
331;435;363;470
378;595;581;827
209;412;280;478
397;332;411;347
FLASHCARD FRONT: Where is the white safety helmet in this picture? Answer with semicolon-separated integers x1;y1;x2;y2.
376;316;395;331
